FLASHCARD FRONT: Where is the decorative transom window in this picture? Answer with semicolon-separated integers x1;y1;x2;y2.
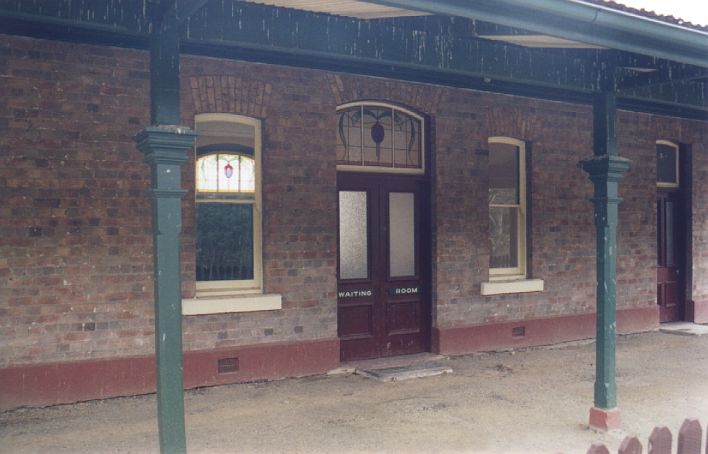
656;140;679;188
336;102;424;174
488;137;527;280
194;114;262;292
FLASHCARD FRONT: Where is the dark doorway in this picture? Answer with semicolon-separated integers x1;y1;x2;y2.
337;173;430;361
656;190;685;322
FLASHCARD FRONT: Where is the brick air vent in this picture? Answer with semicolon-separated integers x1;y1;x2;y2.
511;326;526;338
217;357;239;374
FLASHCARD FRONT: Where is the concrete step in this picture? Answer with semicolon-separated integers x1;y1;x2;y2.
355;362;453;382
659;322;708;336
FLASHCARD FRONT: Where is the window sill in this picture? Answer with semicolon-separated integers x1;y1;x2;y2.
481;279;544;296
182;292;282;315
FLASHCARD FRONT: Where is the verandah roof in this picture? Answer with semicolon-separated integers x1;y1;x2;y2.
1;0;706;119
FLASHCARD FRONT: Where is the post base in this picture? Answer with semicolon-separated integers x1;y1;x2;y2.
589;407;621;431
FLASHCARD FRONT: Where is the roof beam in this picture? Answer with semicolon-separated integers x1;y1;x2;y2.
362;0;708;67
153;0;209;25
617;67;708;91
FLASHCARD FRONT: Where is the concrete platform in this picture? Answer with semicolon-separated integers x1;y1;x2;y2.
2;331;707;454
355;362;453;382
659;322;708;336
344;352;448;370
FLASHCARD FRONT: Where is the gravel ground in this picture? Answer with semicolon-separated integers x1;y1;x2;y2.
1;330;707;454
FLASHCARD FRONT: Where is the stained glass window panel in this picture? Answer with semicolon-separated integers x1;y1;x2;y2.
197;154;219;192
362;107;393;167
336;105;422;170
196;154;255;195
393;110;421;168
336;108;363;165
239;157;255;191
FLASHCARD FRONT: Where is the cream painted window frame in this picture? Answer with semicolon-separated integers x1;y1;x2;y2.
335;101;425;175
488;137;527;281
193;113;264;295
656;140;680;189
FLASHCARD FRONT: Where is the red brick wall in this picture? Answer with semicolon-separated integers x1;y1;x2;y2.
1;34;707;369
0;36;156;367
178;58;340;351
431;92;601;327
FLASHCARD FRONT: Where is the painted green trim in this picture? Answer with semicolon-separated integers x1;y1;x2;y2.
196;144;254;156
368;0;708;68
161;0;210;28
0;3;706;119
617;66;708;91
581;82;630;409
593;94;617;157
135;126;197;454
150;17;181;125
580;154;630;409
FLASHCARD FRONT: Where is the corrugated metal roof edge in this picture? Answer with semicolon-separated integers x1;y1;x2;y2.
580;0;708;32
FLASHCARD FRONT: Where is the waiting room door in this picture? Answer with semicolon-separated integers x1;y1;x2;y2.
337;173;430;361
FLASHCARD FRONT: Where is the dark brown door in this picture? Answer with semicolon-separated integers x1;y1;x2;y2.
337;173;430;361
657;190;685;322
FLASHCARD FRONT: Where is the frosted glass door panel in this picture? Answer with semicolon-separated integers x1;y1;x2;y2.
339;191;368;279
389;192;415;277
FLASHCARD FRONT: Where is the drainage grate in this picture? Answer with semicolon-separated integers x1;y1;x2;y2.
217;357;239;374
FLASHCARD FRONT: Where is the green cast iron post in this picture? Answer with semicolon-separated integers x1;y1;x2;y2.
150;10;181;126
136;127;196;454
580;67;630;410
137;2;208;450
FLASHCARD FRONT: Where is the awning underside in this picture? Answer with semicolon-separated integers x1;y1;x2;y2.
0;0;706;119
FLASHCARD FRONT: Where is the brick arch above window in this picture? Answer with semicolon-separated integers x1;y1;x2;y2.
326;74;443;117
188;76;273;118
484;108;530;139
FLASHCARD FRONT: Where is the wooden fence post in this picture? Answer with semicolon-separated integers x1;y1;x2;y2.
678;418;702;454
648;426;672;454
619;435;643;454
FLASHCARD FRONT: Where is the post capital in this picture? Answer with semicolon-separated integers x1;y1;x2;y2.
579;154;631;183
134;125;197;166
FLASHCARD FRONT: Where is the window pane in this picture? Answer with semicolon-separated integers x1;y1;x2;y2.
339;191;368;279
336;108;362;165
362;107;393;167
196;154;219;192
666;200;674;266
239;156;256;192
218;154;240;192
196;154;255;195
196;203;254;281
336;105;422;171
657;143;677;184
389;192;415;277
197;121;255;149
489;143;519;205
393;110;421;168
490;206;518;268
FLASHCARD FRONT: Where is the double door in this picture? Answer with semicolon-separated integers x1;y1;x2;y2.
337;173;430;361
